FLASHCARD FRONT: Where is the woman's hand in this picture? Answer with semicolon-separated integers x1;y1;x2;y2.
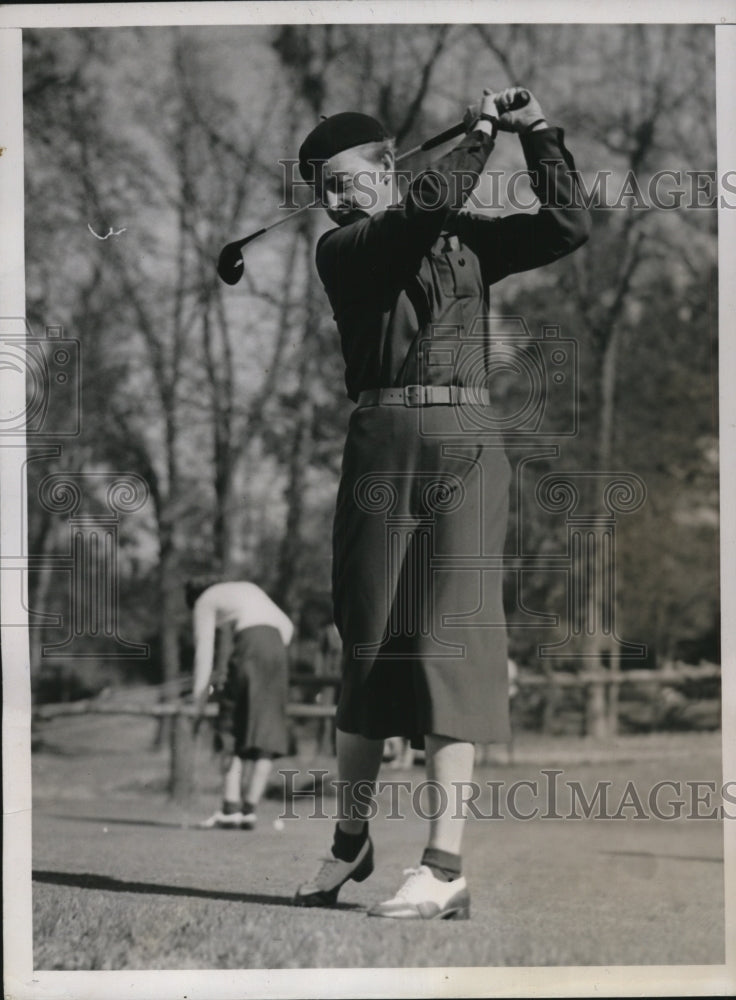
465;86;547;134
190;685;211;735
463;88;498;132
494;87;547;133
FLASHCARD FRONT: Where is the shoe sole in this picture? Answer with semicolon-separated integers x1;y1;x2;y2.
203;814;256;830
197;819;243;829
368;903;470;920
294;839;374;907
368;890;471;920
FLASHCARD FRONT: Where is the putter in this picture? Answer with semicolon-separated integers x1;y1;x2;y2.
217;90;530;285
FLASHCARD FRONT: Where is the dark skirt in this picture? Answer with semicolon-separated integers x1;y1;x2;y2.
216;624;289;758
332;403;512;746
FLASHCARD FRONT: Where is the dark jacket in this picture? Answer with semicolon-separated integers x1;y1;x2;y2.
316;126;591;402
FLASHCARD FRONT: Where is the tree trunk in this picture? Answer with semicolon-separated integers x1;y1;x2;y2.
597;326;621;471
152;510;182;752
273;222;320;614
169;710;195;801
213;447;238;576
582;326;623;738
585;677;609;739
607;646;621;736
28;515;58;692
273;401;314;612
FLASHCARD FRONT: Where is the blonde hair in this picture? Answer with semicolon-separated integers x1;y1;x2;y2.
355;137;396;164
314;137;396;192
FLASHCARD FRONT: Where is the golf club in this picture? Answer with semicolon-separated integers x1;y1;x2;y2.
217;89;530;285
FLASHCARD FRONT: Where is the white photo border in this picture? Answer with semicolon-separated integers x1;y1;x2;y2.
2;3;735;998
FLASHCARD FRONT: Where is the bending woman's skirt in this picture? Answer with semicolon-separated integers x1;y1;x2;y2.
216;624;290;758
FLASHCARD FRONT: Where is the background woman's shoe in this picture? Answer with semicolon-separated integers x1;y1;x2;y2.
197;809;244;829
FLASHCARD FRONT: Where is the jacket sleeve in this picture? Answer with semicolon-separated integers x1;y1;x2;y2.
316;130;496;303
447;127;591;285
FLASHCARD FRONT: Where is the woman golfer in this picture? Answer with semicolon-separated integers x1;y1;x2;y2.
293;86;590;918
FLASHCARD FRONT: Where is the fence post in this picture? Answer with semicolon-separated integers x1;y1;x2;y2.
169;709;195;803
585;674;609;740
607;667;621;736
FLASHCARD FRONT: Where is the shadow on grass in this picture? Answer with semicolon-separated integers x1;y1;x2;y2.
32;869;364;911
46;813;191;830
602;849;723;864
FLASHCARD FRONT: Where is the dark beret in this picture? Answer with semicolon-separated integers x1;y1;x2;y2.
299;112;387;183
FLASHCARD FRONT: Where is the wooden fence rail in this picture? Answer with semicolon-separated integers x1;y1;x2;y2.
31;665;720;801
514;666;721;687
31;665;720;722
32;700;337;720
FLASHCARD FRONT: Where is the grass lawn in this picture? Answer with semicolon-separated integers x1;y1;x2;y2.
31;717;727;970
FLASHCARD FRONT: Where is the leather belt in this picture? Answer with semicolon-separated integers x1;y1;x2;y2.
357;385;492;407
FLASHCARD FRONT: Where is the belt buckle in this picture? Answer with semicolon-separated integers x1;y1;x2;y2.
404;385;424;407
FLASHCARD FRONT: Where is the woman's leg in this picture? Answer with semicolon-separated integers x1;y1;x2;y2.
335;728;384;833
294;729;383;905
243;754;273;809
222;754;243;805
366;734;474;918
423;735;475;854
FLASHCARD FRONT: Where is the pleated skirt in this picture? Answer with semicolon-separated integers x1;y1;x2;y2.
217;625;290;758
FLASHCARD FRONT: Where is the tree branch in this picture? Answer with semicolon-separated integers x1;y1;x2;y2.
394;27;451;144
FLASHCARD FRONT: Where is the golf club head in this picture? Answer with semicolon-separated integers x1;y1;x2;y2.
217;240;246;285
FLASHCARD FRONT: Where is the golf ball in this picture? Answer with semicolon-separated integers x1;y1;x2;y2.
273;818;285;831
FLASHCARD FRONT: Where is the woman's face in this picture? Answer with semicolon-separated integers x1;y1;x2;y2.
320;143;395;226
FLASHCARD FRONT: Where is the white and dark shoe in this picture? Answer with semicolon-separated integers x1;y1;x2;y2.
197;809;245;829
240;810;256;830
368;865;470;920
294;837;374;907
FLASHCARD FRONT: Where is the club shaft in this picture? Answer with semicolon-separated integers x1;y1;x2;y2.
258;203;310;239
219;89;532;277
397;89;530;161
